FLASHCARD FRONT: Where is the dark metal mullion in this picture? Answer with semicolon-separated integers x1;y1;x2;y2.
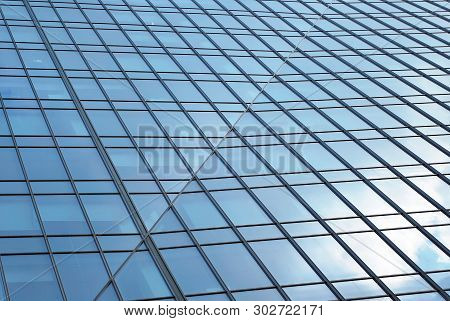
191;0;449;299
326;0;450;108
0;254;9;301
162;0;450;300
54;1;191;301
25;1;134;302
282;2;450;129
252;1;450;211
76;1;235;301
164;0;393;301
214;0;450;214
335;0;450;61
240;0;450;238
374;0;450;31
0;101;68;300
376;0;450;32
20;0;185;301
157;0;348;301
356;0;450;49
118;0;293;301
0;10;70;300
418;0;450;16
245;112;450;298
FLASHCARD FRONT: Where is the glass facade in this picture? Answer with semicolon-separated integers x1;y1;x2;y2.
0;0;449;301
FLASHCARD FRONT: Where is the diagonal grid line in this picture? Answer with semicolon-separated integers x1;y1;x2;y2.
92;0;336;300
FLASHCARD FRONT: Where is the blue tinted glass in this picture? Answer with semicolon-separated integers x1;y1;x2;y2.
2;254;62;300
83;52;120;71
20;50;55;69
175;193;227;229
251;239;320;285
55;253;109;300
35;195;90;234
294;184;356;219
297;236;368;281
0;49;22;68
204;243;272;291
20;148;68;180
10;26;42;43
8;109;49;135
45;110;88;136
87;110;126;136
0;149;24;180
211;190;270;225
55;51;88;70
0;110;9;135
62;148;111;179
253;187;313;222
162;247;222;295
106;251;172;300
69;78;106;100
108;148;153;180
0;274;5;301
0;196;41;236
81;195;137;234
131;194;183;232
31;77;70;99
0;77;34;99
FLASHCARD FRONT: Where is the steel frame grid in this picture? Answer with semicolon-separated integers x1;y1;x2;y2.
0;0;448;301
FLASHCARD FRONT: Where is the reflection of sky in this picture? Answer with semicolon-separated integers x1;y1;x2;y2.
384;229;450;272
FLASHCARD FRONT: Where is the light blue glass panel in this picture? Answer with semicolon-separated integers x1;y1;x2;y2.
55;253;109;300
251;239;320;285
211;189;270;225
294;184;356;219
87;110;126;136
35;195;90;234
81;195;137;234
62;148;111;180
253;187;314;222
2;254;62;300
45;110;88;136
384;229;450;272
8;109;49;135
175;193;228;229
204;243;272;291
0;77;34;99
0;149;24;180
297;236;368;281
20;148;68;180
108;148;153;180
131;194;183;232
106;251;172;300
162;247;222;295
0;196;41;236
334;279;385;299
31;77;70;99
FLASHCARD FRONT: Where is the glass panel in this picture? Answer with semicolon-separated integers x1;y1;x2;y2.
0;196;41;236
162;247;222;295
204;243;272;291
297;236;368;281
211;190;270;225
106;251;172;300
253;187;314;222
81;195;137;234
35;195;90;234
251;239;320;285
2;254;62;300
